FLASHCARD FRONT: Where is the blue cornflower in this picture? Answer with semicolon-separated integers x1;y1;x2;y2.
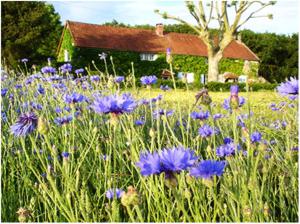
1;112;8;123
41;66;56;74
153;109;174;118
60;63;72;73
1;88;8;97
223;96;245;110
10;112;38;137
106;188;124;199
92;93;137;115
189;160;227;179
37;84;45;95
216;143;239;157
251;131;262;143
159;146;198;173
140;75;158;85
213;113;224;120
54;115;73;126
136;151;162;176
223;137;233;144
90;75;100;82
114;76;125;84
230;85;239;95
75;68;84;74
135;120;145;126
151;94;163;103
21;58;28;63
277;77;298;99
30;102;43;110
61;152;70;159
190;110;210;120
15;84;22;89
160;85;170;91
198;124;218;138
64;93;85;104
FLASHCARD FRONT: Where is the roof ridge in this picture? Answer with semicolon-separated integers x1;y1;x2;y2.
67;20;156;33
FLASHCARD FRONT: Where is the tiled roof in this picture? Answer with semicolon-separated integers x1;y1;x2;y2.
64;20;259;61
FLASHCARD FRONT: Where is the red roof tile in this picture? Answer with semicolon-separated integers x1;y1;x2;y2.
65;21;259;61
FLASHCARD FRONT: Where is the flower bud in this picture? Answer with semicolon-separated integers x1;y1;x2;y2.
16;208;31;223
184;189;191;199
121;186;140;207
37;117;50;135
149;128;156;138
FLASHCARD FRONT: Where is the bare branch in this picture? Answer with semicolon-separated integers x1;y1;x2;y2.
205;1;214;27
154;9;203;35
221;1;230;30
235;2;274;31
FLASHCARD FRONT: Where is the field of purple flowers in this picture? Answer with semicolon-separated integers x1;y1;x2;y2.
1;59;298;222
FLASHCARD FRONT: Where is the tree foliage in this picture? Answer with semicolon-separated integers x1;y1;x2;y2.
1;1;63;68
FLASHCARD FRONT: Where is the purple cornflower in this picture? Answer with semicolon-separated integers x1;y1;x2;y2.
75;68;84;75
21;58;28;63
190;160;226;179
2;112;8;123
64;93;85;104
15;84;22;89
198;124;218;138
41;66;56;74
54;115;73;126
10;112;38;137
160;85;170;91
114;76;125;84
106;188;124;199
60;63;72;74
140;75;158;86
223;96;245;110
135;120;145;126
90;75;100;82
136;151;162;176
223;137;233;144
92;93;137;115
159;146;198;173
213;113;224;120
277;77;298;100
151;94;163;103
190;110;210;121
250;131;262;143
37;84;45;95
216;143;239;157
1;88;8;97
61;152;70;159
153;109;174;118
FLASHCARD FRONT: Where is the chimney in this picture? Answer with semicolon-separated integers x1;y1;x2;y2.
155;23;164;36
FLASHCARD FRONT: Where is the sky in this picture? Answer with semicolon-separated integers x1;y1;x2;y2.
49;0;299;35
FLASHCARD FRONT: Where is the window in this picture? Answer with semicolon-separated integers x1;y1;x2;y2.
140;53;157;61
64;49;69;62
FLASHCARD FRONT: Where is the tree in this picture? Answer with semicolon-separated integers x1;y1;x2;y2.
155;1;276;81
1;1;62;68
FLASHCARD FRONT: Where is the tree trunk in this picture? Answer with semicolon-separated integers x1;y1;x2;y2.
207;54;222;82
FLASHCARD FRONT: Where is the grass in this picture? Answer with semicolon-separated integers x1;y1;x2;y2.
1;70;298;222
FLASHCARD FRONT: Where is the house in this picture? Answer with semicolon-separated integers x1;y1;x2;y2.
57;20;259;82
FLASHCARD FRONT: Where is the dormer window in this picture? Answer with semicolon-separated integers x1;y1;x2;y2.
140;53;157;61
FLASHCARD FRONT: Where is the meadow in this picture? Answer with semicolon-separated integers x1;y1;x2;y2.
1;63;298;222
